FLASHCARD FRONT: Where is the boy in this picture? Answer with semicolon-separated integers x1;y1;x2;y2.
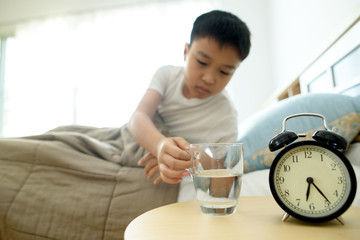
128;10;251;185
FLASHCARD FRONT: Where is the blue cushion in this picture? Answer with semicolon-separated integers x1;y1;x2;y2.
238;93;360;173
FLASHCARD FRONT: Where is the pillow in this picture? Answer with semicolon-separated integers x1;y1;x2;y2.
238;93;360;173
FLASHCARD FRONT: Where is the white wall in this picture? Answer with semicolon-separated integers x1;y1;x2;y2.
0;0;359;125
218;0;360;123
269;0;360;90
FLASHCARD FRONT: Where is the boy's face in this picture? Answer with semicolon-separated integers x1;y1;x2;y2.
183;37;241;99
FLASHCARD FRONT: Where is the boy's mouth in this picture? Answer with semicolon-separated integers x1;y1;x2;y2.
196;86;210;95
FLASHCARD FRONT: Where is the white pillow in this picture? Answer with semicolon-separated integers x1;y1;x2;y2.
345;142;360;167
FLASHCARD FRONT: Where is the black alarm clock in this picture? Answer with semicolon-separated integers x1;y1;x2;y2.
268;113;357;224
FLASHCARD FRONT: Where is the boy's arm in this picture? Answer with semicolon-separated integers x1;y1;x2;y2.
128;89;166;155
128;89;191;184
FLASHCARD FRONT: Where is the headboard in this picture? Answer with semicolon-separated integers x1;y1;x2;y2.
299;16;360;97
277;14;360;100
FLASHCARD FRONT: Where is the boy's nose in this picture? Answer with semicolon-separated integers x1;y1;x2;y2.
201;71;215;85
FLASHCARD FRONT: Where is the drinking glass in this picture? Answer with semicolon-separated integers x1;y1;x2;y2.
189;143;244;216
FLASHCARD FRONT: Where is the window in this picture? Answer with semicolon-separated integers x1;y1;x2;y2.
307;69;333;93
299;18;360;96
1;2;213;137
333;44;360;88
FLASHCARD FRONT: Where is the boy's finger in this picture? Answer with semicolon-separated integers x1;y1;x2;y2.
164;145;190;162
159;163;187;184
162;153;192;170
144;159;158;174
153;176;163;185
160;174;182;184
137;152;153;166
147;164;160;179
173;137;190;151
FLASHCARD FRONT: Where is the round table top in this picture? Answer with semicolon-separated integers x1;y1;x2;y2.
124;196;360;240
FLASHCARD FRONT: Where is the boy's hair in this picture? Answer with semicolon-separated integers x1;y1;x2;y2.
190;10;251;61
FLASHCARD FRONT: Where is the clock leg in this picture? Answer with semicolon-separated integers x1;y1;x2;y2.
336;216;344;225
282;212;290;222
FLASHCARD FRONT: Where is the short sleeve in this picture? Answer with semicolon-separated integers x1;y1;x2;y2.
148;66;169;96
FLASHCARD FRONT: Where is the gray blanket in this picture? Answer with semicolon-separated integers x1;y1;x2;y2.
0;113;178;240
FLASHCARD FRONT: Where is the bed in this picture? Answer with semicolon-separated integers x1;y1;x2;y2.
0;112;181;240
237;14;360;203
237;15;360;204
1;16;360;240
179;90;360;204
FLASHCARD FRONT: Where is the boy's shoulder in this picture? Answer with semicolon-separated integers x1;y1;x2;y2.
150;65;184;94
153;65;184;82
156;65;184;74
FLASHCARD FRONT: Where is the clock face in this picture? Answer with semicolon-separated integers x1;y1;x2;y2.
269;141;357;222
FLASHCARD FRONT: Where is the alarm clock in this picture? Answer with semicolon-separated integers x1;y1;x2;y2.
268;113;357;223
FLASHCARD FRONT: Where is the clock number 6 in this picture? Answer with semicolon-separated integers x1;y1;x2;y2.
309;203;315;211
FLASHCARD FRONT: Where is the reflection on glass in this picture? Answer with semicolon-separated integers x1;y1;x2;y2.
333;45;360;87
307;70;333;93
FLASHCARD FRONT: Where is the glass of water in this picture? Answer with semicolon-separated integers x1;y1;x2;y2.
189;143;244;216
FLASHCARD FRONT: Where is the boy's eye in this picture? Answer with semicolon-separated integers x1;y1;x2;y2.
220;70;230;76
196;59;207;66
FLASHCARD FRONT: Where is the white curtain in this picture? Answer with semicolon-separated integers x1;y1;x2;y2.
3;1;214;137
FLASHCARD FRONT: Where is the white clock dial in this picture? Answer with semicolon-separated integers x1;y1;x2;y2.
269;141;356;222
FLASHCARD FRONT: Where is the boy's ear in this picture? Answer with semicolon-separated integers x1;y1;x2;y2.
184;43;190;61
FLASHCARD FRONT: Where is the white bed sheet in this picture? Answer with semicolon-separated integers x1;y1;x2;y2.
178;142;360;207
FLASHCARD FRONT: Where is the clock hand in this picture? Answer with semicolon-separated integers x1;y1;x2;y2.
311;182;331;204
306;177;312;201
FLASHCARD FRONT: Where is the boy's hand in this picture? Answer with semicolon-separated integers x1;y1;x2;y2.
138;153;162;184
156;137;191;184
138;137;191;184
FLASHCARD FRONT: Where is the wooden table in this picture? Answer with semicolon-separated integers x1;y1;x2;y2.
124;196;360;240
